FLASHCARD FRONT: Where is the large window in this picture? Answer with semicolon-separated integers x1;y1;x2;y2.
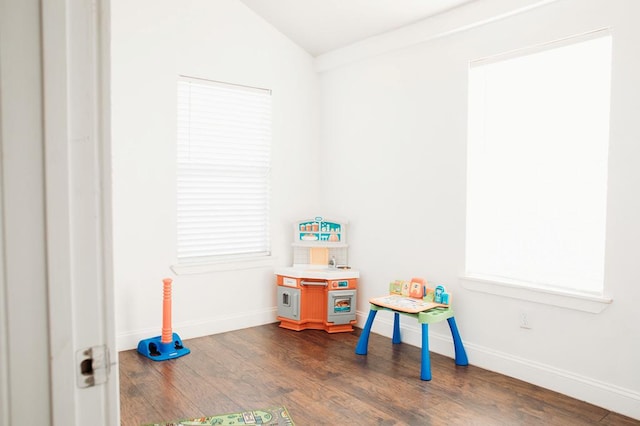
466;31;612;296
177;77;271;264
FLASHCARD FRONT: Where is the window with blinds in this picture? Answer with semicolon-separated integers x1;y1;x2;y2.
177;77;271;264
466;31;612;296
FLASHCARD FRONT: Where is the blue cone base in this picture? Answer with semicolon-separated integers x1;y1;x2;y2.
137;333;190;361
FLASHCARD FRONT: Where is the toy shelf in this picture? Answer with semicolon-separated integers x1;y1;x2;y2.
293;217;348;247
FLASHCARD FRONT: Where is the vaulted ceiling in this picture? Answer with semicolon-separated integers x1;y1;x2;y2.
237;0;477;56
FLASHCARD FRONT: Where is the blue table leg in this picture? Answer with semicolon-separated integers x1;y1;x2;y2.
447;317;469;366
355;309;378;355
392;312;401;344
420;323;431;381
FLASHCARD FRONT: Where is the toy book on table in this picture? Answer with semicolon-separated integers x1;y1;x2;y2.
369;278;450;314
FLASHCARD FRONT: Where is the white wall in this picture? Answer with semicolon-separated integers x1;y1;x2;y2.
112;0;640;419
319;0;640;419
111;0;321;349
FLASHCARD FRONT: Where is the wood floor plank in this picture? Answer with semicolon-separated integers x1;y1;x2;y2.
118;367;164;426
119;324;639;425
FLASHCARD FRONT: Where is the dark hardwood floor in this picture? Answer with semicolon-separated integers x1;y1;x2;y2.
119;323;638;425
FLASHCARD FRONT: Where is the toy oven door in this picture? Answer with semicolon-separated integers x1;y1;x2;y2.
327;289;356;325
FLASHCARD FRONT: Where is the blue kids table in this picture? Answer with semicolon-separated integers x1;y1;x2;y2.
355;302;468;380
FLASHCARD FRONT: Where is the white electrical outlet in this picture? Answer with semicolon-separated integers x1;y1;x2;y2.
519;312;532;329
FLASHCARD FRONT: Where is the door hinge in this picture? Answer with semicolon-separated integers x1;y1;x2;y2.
76;345;111;388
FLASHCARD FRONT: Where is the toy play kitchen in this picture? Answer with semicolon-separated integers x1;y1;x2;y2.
275;217;359;333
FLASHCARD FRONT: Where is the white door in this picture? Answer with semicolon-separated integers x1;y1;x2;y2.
0;0;118;424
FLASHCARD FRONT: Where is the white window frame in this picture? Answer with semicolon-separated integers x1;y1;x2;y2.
462;30;613;313
172;76;273;274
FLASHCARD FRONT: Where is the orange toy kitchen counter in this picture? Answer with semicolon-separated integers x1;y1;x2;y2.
275;266;359;333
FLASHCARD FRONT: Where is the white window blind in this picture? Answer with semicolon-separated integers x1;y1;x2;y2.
466;31;612;296
177;77;271;263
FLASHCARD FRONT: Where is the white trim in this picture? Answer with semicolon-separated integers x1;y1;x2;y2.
1;0;51;422
470;27;611;67
178;74;271;95
42;0;118;424
117;307;278;351
460;275;612;313
0;145;9;426
41;0;74;419
314;0;559;73
98;0;120;422
356;310;640;420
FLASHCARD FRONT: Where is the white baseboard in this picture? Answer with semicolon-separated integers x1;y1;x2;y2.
356;310;640;421
116;307;279;351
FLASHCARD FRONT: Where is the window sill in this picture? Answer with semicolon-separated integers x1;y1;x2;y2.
171;256;276;275
460;275;612;313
